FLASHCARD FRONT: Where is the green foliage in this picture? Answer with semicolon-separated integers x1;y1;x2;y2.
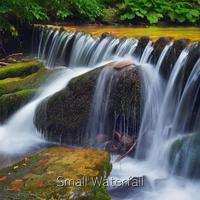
0;0;199;33
117;0;200;24
0;0;103;32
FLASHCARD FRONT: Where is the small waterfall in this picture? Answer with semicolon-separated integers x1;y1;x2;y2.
0;67;91;154
36;27;141;68
86;66;115;145
2;26;200;199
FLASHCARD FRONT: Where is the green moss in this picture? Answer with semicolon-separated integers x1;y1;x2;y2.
0;67;49;96
0;147;111;199
169;133;200;179
0;89;36;122
35;67;102;144
0;61;42;80
35;64;141;145
0;61;51;122
169;138;184;164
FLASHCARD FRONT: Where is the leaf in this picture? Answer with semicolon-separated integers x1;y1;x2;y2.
47;170;54;175
120;12;135;20
147;12;161;24
136;11;144;18
39;159;48;165
190;9;199;17
0;176;7;181
43;153;53;157
12;179;24;184
11;186;20;191
36;182;45;187
177;15;186;23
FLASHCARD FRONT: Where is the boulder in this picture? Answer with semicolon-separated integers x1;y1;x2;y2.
0;61;51;123
0;147;112;200
169;133;200;179
34;61;141;145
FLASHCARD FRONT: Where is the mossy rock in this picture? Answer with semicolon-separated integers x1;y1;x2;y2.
0;62;49;96
0;61;42;80
0;89;36;123
0;147;112;200
34;63;141;145
0;61;51;123
35;67;102;144
169;133;200;179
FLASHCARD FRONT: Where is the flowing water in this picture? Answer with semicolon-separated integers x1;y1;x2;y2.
0;67;91;155
1;26;200;199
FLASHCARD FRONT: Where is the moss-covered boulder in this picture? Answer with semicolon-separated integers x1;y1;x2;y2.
169;133;200;179
0;89;36;122
34;62;141;145
0;61;50;123
0;147;112;200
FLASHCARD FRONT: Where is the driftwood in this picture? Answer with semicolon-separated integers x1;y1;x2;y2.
114;140;137;162
104;130;137;162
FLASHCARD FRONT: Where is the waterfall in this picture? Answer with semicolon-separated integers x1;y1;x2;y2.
1;26;200;199
0;67;91;155
36;27;140;68
85;67;115;145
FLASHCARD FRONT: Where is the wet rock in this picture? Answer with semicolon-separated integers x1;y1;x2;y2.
0;147;112;200
133;36;150;59
169;133;200;179
159;39;189;80
0;61;51;123
149;37;171;65
108;176;151;199
113;59;134;70
34;61;141;145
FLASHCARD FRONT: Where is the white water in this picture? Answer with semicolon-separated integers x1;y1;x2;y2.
0;67;91;155
110;155;200;200
108;43;200;199
1;27;200;199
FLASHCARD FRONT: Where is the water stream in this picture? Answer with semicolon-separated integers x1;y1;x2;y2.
1;27;200;199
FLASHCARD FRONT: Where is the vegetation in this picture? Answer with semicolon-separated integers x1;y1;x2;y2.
0;147;111;199
0;0;199;33
0;61;50;122
117;0;200;24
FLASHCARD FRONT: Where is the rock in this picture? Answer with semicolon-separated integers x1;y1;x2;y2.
0;61;51;123
159;39;189;80
108;176;151;199
0;61;43;80
0;147;112;200
34;62;141;145
149;37;171;65
0;89;36;123
113;60;134;70
169;133;200;179
0;53;29;64
133;36;150;59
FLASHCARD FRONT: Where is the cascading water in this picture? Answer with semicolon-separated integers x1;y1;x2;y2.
0;67;91;155
85;66;115;146
109;40;200;200
2;26;200;199
35;27;140;68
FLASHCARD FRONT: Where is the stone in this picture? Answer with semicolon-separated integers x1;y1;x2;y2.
34;61;141;145
0;147;112;200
